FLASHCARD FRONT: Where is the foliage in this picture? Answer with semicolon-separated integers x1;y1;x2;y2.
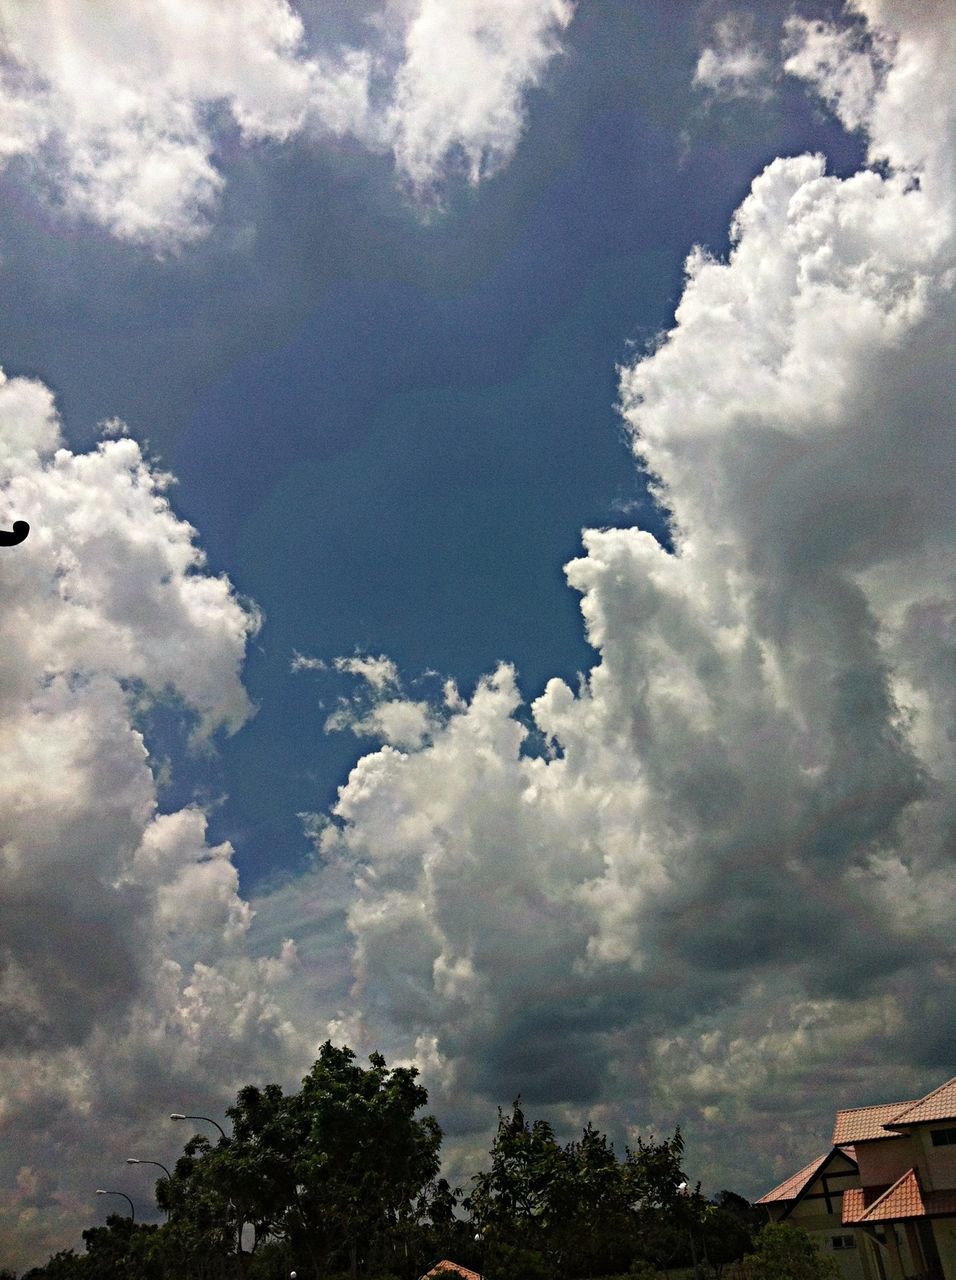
466;1101;710;1280
21;1047;762;1280
155;1042;443;1279
698;1192;761;1279
741;1224;840;1280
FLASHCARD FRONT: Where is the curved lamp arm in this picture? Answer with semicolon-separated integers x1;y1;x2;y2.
95;1189;135;1223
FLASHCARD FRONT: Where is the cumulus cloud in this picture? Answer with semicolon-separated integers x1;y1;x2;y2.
0;0;573;248
297;0;956;1188
5;0;956;1266
0;372;314;1267
693;14;773;102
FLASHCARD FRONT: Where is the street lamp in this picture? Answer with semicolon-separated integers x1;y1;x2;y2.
127;1157;172;1178
169;1112;228;1140
677;1180;703;1280
96;1189;135;1223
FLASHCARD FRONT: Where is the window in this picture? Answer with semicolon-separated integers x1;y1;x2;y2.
930;1128;956;1146
832;1235;856;1250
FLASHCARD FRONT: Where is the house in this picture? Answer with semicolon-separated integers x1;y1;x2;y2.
756;1145;866;1280
756;1074;956;1280
418;1261;483;1280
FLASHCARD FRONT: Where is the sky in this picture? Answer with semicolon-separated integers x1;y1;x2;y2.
0;0;954;1267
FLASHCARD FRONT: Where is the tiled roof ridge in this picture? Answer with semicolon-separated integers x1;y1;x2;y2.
862;1167;921;1220
840;1100;913;1116
888;1075;956;1127
422;1261;483;1280
755;1151;831;1205
832;1100;919;1144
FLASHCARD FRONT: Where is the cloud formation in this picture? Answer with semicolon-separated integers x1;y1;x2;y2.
0;373;311;1266
0;0;573;248
3;0;956;1266
302;0;956;1187
693;14;773;102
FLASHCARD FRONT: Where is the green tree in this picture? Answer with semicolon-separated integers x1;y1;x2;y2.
158;1042;442;1280
742;1224;840;1280
622;1129;704;1274
279;1042;442;1278
465;1101;565;1279
22;1249;87;1279
698;1192;760;1279
467;1103;694;1280
556;1124;635;1277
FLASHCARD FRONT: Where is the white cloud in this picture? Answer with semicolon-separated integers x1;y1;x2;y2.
321;654;436;748
0;371;311;1267
297;0;956;1195
0;0;574;248
693;14;773;102
291;650;327;672
334;652;401;691
5;0;956;1267
782;15;888;134
785;0;956;195
384;0;574;194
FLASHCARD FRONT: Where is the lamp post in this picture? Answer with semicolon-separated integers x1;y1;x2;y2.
170;1112;228;1140
96;1189;135;1223
127;1157;172;1178
127;1158;172;1219
678;1181;704;1280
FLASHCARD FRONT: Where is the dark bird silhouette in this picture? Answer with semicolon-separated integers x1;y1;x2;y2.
0;520;29;546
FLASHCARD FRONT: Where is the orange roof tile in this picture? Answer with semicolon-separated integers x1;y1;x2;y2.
888;1076;956;1129
421;1263;482;1280
833;1102;917;1145
864;1170;926;1221
841;1187;867;1224
844;1174;956;1226
756;1153;831;1205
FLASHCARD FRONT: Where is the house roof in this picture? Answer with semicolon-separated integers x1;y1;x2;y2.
420;1262;483;1280
886;1076;956;1129
842;1169;956;1225
842;1186;877;1224
833;1102;917;1145
755;1152;832;1205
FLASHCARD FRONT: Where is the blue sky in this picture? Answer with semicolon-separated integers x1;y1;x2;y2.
1;0;862;878
1;0;955;1267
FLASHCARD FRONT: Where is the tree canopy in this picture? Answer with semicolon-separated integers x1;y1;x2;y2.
18;1047;761;1280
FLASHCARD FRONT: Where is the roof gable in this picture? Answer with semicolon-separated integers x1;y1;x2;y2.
842;1168;956;1224
756;1153;831;1205
756;1147;856;1209
420;1262;482;1280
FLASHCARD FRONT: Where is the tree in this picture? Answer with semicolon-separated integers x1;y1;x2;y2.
22;1250;87;1279
465;1101;566;1280
623;1128;704;1274
742;1224;840;1280
698;1192;761;1279
467;1103;695;1280
158;1042;443;1280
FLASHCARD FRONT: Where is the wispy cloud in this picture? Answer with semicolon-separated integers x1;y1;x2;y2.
693;14;773;102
